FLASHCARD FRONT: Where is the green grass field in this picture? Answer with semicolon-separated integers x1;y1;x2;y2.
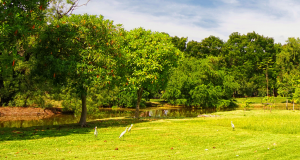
234;97;299;111
1;110;300;159
148;97;297;110
235;97;289;104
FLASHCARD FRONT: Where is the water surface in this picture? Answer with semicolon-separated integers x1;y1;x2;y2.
0;107;230;128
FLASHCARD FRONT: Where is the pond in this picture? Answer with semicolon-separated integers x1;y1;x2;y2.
0;107;231;128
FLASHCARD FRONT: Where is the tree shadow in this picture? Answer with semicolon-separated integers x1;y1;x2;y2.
0;118;151;142
0;114;203;142
0;106;229;142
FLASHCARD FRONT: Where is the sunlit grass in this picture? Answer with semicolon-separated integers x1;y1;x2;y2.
235;97;289;104
234;97;300;111
1;110;300;159
149;99;166;102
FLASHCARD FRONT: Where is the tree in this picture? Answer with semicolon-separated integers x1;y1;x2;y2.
258;57;274;103
163;56;239;108
222;32;278;97
171;36;187;52
18;0;92;109
0;0;49;106
293;88;300;109
0;0;90;107
185;36;224;58
123;27;183;119
277;37;300;109
32;14;125;126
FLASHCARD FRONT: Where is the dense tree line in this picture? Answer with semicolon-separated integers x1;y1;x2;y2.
1;0;300;125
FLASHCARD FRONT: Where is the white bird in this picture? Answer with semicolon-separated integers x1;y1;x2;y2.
128;124;133;133
119;127;128;140
94;126;98;137
231;121;235;130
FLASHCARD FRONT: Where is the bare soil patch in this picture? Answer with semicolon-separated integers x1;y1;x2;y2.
0;107;61;121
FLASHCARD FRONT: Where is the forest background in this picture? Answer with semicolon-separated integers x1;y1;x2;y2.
1;0;300;126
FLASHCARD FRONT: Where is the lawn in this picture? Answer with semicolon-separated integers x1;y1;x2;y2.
148;97;298;110
235;97;289;104
1;110;300;159
234;97;299;110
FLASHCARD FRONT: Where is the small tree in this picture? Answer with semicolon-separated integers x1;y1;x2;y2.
242;99;251;115
293;88;300;110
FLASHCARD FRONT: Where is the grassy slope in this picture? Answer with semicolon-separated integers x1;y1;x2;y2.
1;110;300;159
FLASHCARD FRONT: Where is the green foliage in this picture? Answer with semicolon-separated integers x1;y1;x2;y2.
185;35;224;58
163;56;239;108
116;88;148;108
242;99;251;110
2;0;300;117
222;32;279;97
277;38;300;98
30;14;125;124
0;0;49;105
262;96;275;110
33;14;125;94
171;36;187;52
293;88;300;104
122;27;183;118
123;27;183;91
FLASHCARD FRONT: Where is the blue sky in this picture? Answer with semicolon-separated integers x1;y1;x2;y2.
73;0;300;44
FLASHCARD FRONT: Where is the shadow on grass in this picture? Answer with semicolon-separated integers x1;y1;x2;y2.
0;116;197;142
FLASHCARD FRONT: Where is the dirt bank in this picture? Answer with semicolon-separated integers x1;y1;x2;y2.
0;107;62;121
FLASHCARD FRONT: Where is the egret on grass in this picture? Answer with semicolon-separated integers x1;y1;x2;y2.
119;127;128;140
231;121;235;130
128;124;133;133
94;126;98;137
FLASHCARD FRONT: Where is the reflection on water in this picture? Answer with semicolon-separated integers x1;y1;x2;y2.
0;115;80;128
139;108;219;118
0;107;231;128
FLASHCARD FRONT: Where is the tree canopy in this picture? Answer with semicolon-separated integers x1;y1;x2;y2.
32;14;125;126
3;0;300;124
123;27;183;118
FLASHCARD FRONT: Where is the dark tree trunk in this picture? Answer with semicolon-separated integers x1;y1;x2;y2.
79;93;87;127
23;94;30;107
0;79;15;106
0;79;4;106
135;87;143;119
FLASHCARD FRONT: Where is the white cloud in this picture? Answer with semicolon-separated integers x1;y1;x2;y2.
220;0;239;4
72;0;300;44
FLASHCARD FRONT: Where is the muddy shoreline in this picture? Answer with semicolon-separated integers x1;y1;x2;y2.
0;107;66;121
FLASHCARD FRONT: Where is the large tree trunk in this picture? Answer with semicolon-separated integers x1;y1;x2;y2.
0;79;15;106
135;87;143;119
79;93;87;127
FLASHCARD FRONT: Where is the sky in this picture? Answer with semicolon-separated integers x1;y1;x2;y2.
72;0;300;44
